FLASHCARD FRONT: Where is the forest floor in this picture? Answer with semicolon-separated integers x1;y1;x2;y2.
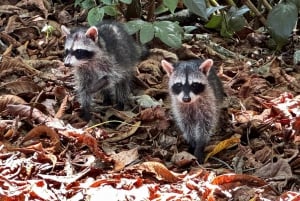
0;1;300;200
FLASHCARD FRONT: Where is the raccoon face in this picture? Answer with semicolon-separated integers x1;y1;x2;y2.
62;26;100;67
161;59;213;104
171;74;207;104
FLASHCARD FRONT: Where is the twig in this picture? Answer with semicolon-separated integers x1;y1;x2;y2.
243;0;267;26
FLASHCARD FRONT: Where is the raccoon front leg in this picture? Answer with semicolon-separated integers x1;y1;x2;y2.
77;89;92;121
87;76;109;94
114;78;131;109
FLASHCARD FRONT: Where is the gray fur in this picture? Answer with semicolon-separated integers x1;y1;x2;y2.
62;21;142;120
162;59;224;163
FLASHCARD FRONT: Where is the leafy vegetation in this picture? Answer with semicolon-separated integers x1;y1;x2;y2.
74;0;299;50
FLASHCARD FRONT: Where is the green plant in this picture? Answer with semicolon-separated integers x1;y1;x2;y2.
125;20;183;48
74;0;212;48
266;1;299;50
205;5;249;38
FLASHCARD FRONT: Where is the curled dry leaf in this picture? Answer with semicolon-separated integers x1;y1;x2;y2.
54;95;69;119
0;55;40;75
0;81;41;94
205;137;240;163
104;121;141;143
134;161;179;183
20;125;61;153
204;174;276;200
111;147;139;171
6;104;51;123
68;131;112;163
16;0;49;17
0;94;26;112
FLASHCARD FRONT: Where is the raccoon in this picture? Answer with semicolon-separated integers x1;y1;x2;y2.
61;21;143;120
161;59;224;163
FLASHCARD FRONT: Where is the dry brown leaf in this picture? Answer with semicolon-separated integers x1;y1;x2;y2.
0;81;41;94
0;55;40;75
254;158;293;191
68;131;112;163
205;137;240;162
55;95;68;119
6;104;51;123
255;158;293;179
104;121;141;142
135;161;179;183
111;147;139;171
20;125;61;153
0;94;27;112
171;151;197;167
16;0;49;17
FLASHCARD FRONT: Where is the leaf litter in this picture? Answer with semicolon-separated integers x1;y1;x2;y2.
0;0;299;200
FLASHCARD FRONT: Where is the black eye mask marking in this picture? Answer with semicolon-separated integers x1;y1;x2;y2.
190;82;205;94
65;49;95;60
172;83;183;95
73;49;95;60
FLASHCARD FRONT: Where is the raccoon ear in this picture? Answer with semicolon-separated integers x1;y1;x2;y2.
61;25;70;36
86;26;98;42
161;60;174;76
199;59;213;76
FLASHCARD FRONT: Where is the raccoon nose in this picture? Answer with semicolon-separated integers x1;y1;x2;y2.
64;62;72;67
182;96;191;103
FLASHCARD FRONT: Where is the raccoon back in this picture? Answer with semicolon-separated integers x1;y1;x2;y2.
97;21;141;68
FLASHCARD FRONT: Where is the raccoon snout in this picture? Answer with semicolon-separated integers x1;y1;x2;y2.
182;96;191;103
64;62;72;67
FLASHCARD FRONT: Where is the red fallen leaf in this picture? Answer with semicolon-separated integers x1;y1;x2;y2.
134;177;144;188
203;173;278;200
293;117;300;135
68;131;112;163
279;191;300;201
90;179;120;188
148;185;160;200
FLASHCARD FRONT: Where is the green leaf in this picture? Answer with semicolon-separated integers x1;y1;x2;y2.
154;21;182;48
163;0;178;14
102;0;113;5
183;26;197;33
155;4;169;15
206;6;226;17
119;0;132;4
125;19;146;34
103;5;118;16
220;16;234;38
267;2;298;49
88;7;104;26
183;0;207;20
205;14;222;29
140;23;155;44
81;0;96;10
75;0;84;7
290;0;300;9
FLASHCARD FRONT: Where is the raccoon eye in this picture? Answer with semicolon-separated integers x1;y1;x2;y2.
191;83;205;94
172;83;183;94
73;49;95;60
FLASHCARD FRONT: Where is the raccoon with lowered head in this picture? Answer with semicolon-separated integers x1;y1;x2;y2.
161;59;224;163
61;21;142;120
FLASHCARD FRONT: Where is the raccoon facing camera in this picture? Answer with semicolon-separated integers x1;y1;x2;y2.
161;59;224;163
61;21;145;121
